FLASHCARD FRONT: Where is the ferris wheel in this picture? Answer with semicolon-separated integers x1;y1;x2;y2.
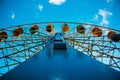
0;22;120;77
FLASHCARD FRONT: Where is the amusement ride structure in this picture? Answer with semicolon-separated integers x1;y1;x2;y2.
0;22;120;79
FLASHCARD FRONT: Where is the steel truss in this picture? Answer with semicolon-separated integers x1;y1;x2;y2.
0;22;120;77
0;23;53;77
63;22;120;71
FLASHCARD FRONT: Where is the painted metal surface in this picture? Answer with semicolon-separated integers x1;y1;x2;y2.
0;43;120;80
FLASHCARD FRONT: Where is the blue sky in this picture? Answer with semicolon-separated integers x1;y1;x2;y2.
0;0;120;30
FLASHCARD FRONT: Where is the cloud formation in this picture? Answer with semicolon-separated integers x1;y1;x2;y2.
38;4;43;11
49;0;66;5
93;9;112;26
11;12;15;19
106;0;113;3
99;9;112;26
93;14;99;20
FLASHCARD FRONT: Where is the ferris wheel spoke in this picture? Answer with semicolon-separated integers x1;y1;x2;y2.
66;39;119;51
0;40;44;50
68;40;120;68
0;62;20;69
66;40;120;58
0;41;49;59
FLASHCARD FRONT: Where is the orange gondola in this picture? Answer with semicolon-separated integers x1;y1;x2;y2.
13;27;23;37
107;31;116;39
46;24;54;33
0;31;8;42
76;25;85;34
62;24;70;32
30;25;39;34
92;27;102;37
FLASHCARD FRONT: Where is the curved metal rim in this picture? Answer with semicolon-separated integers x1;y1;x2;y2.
0;22;120;32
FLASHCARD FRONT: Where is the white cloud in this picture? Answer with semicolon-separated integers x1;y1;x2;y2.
38;4;43;11
93;9;112;26
49;0;66;5
11;12;15;19
94;14;99;20
99;9;112;26
106;0;113;3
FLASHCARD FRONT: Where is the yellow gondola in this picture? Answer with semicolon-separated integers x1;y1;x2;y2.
92;27;102;37
0;31;8;42
76;25;85;34
13;27;23;37
62;24;70;32
30;25;39;34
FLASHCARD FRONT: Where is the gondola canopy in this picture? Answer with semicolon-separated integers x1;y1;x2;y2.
30;25;39;34
107;31;116;39
92;27;102;37
0;31;8;42
62;24;70;32
13;27;23;37
46;24;54;33
76;25;85;34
